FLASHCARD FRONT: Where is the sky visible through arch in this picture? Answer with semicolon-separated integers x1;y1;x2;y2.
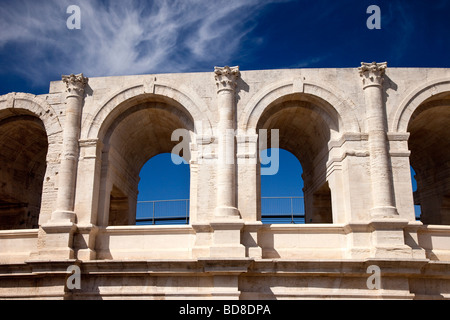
137;149;304;201
1;0;446;222
136;150;419;223
136;150;305;223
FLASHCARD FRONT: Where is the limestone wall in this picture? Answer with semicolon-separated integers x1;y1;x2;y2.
1;65;450;299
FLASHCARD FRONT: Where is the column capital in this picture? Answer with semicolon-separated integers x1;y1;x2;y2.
62;73;89;97
358;62;387;88
214;66;240;92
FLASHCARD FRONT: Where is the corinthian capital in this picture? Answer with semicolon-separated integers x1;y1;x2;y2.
62;73;89;97
214;66;240;92
359;62;387;88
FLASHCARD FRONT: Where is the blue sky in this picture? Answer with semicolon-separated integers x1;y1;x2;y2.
138;149;303;201
1;0;446;219
1;0;450;95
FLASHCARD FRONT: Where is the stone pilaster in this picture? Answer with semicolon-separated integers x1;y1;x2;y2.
359;62;398;218
73;138;102;261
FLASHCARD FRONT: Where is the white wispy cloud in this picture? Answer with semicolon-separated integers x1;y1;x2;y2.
0;0;286;85
383;1;416;64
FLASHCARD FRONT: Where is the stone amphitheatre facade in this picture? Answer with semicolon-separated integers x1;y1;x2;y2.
1;63;450;299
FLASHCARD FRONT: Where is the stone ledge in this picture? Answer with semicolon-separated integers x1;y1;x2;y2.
100;225;196;235
0;258;449;300
1;257;443;277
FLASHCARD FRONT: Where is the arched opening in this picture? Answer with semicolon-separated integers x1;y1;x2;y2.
257;94;337;224
97;96;194;227
260;148;305;224
407;92;450;225
136;153;190;225
0;112;48;230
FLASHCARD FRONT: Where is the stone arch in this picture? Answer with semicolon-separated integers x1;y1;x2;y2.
0;92;62;136
391;78;450;133
0;93;61;229
82;80;213;140
394;78;450;225
90;82;210;227
239;79;361;134
241;79;361;225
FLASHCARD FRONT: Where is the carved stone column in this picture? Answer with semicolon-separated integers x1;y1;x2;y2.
359;63;411;258
359;62;398;218
213;66;240;219
210;66;245;258
53;73;88;222
32;74;88;260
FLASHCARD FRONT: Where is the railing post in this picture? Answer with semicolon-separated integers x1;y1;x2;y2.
152;201;155;225
290;197;294;224
186;200;189;224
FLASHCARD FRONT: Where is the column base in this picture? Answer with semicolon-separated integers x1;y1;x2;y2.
210;220;245;258
30;222;77;260
369;218;412;259
210;245;246;258
29;248;75;261
214;206;241;219
370;206;398;218
192;223;213;259
50;210;77;224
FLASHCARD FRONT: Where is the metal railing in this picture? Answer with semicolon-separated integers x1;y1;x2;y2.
136;199;190;225
261;196;305;224
136;196;305;225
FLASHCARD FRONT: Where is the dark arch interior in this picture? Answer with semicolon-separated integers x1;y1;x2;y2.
257;94;338;223
99;99;194;226
408;94;450;225
0;114;48;230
